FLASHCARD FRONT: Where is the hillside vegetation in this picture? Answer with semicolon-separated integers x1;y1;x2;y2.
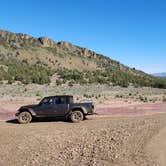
0;30;166;88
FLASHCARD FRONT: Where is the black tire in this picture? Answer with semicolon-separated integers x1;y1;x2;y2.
18;111;32;124
70;110;84;123
65;114;71;122
83;115;87;120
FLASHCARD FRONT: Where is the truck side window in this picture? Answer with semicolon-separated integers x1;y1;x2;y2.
55;97;66;104
41;98;54;105
48;98;54;104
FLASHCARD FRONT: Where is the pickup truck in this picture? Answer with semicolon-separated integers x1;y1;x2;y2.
16;95;95;124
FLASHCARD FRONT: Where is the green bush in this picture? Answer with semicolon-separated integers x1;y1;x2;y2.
56;68;166;89
139;95;148;102
1;57;166;88
0;59;53;84
68;81;74;87
163;96;166;102
56;79;62;86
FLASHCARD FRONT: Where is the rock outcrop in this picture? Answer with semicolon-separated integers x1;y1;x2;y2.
0;30;40;47
82;48;89;56
0;30;98;58
57;41;73;49
38;37;56;47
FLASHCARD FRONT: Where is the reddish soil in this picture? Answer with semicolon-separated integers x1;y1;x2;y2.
0;108;15;120
96;103;166;116
0;102;165;120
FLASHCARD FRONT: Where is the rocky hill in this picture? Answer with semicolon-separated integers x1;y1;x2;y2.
0;29;165;88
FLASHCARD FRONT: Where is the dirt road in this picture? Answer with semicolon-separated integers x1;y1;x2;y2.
0;114;166;166
146;126;166;166
0;101;166;120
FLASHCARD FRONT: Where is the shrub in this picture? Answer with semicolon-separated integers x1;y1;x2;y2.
0;59;53;84
36;91;40;97
162;96;166;102
83;94;88;98
68;81;74;87
56;79;62;86
139;95;148;102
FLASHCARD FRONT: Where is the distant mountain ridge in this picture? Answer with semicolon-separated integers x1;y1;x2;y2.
0;29;166;88
152;73;166;78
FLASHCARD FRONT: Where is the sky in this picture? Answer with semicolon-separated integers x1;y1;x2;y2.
0;0;166;73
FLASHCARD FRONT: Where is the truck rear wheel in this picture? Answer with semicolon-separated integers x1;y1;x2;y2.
18;111;32;124
70;110;84;123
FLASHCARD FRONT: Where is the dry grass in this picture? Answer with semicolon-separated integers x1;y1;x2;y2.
0;84;165;104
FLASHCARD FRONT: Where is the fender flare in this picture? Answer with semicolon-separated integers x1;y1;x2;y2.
70;106;88;115
28;109;36;116
19;108;36;116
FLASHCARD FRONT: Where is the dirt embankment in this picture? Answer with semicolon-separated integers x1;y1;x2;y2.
0;114;166;166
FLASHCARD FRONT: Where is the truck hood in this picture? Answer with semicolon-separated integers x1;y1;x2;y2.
19;104;38;110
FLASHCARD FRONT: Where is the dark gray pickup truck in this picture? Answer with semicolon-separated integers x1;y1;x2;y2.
16;95;95;124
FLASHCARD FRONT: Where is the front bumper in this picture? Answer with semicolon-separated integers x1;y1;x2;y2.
15;112;19;117
87;108;96;115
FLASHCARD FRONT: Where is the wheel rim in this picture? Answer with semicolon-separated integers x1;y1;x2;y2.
73;112;82;121
20;113;30;122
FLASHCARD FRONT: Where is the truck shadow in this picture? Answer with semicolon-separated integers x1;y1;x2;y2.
6;117;72;124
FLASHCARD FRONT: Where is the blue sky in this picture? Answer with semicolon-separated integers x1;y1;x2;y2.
0;0;166;73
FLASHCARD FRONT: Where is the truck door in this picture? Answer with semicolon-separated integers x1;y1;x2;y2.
35;97;55;116
53;97;69;116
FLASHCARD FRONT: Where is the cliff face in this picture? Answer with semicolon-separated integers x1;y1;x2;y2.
0;30;100;60
38;37;56;47
0;30;41;47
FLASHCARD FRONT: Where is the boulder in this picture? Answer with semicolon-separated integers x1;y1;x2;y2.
57;41;73;48
82;48;88;56
38;37;56;47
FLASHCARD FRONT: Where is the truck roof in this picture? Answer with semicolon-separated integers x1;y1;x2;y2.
45;95;73;98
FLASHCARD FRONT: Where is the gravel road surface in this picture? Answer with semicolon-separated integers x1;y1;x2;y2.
0;114;166;166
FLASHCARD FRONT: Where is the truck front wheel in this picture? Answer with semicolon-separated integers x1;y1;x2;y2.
18;111;32;124
70;110;84;123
